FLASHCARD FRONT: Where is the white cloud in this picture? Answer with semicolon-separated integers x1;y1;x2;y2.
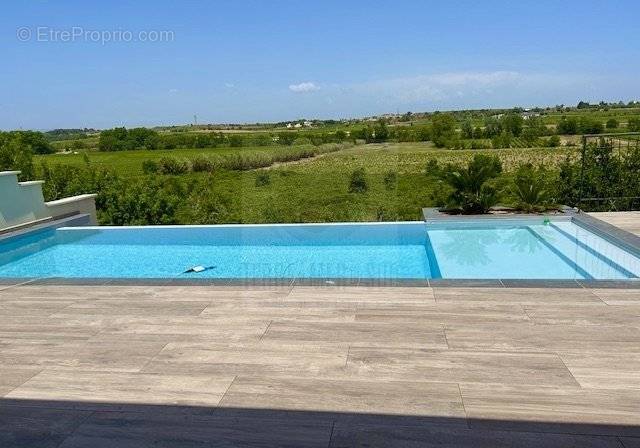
168;88;179;94
289;82;320;93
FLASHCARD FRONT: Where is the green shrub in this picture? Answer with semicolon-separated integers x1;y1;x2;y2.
375;205;399;221
228;135;244;147
158;157;189;175
511;164;554;212
141;159;159;174
99;178;182;225
183;185;231;224
606;118;619;129
0;134;35;180
255;171;271;186
430;114;457;147
556;117;579;135
348;168;368;193
470;139;491;150
277;132;296;146
191;156;215;173
383;171;397;190
628;117;640;132
545;135;561;147
432;154;502;214
293;137;312;146
252;134;272;146
491;131;513;149
578;117;604;134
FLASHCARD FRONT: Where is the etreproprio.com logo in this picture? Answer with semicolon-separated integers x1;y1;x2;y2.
16;26;175;44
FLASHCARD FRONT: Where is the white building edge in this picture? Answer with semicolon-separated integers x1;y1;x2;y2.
0;170;97;232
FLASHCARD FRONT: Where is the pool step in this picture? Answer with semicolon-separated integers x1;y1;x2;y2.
528;224;636;279
550;222;640;278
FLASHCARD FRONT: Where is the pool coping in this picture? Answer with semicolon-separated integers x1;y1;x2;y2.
1;212;640;289
0;213;92;245
422;206;576;223
1;277;639;289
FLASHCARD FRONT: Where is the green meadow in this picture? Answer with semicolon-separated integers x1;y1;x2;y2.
35;142;578;223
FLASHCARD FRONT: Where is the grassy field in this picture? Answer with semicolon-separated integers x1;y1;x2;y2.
37;145;341;177
38;142;576;177
231;143;577;222
38;142;578;223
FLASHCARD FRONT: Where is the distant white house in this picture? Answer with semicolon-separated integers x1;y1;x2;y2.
286;121;311;128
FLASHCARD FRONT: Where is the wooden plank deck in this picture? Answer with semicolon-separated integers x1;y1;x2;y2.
1;283;639;447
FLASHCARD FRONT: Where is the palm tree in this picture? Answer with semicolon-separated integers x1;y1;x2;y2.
438;155;502;214
512;164;552;212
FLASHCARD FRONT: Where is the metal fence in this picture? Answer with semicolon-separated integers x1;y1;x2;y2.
577;132;640;212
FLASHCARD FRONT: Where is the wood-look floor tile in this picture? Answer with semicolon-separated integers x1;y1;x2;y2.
0;405;90;448
434;288;603;305
58;410;332;448
46;334;171;373
5;371;235;409
201;301;357;322
591;289;640;305
220;376;465;420
0;339;85;368
356;303;530;325
346;348;579;387
59;299;210;316
445;322;640;353
263;321;447;348
524;304;640;327
0;323;97;341
0;367;41;396
143;341;349;376
559;351;640;390
329;422;623;448
460;384;640;436
100;318;270;342
0;300;76;317
288;286;435;304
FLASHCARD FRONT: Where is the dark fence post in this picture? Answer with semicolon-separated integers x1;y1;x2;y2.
578;135;587;212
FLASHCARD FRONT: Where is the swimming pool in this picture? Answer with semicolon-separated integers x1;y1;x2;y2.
0;219;639;280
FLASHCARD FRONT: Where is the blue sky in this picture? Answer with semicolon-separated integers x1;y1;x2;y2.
1;0;639;130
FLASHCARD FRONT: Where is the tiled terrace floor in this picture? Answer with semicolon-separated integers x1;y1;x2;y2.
590;211;640;236
1;282;639;447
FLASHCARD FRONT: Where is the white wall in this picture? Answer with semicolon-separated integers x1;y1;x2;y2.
0;171;97;231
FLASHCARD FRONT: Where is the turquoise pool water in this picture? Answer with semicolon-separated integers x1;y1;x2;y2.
0;221;638;280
